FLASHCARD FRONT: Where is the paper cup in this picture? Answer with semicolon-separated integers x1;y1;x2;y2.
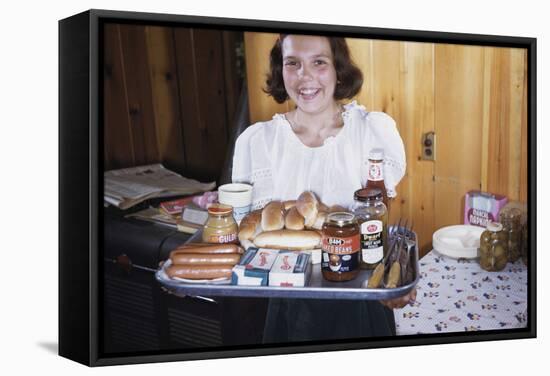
218;183;253;224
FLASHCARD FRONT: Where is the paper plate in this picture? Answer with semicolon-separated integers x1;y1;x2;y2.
432;225;484;259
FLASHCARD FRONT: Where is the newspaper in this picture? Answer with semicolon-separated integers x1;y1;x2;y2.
104;163;216;210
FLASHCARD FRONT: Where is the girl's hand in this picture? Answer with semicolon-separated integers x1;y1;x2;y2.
379;287;417;310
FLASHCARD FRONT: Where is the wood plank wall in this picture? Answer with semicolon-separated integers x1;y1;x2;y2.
103;24;243;183
244;33;528;257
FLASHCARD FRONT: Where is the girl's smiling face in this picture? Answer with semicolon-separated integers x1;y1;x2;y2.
281;35;338;115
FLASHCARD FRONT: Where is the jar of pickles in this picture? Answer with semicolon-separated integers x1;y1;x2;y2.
202;203;238;244
499;208;522;263
479;221;507;272
521;221;528;266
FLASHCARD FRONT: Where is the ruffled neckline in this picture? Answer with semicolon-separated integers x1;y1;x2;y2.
272;100;364;121
273;101;365;149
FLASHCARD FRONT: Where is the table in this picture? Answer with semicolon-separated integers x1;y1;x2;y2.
394;251;528;335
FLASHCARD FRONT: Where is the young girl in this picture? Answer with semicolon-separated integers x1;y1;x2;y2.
232;34;415;342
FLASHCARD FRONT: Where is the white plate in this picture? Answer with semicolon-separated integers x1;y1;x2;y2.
157;259;232;285
432;225;485;259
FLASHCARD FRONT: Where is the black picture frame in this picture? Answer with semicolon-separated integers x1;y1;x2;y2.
59;8;537;367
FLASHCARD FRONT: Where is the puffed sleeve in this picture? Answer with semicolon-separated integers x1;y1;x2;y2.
231;122;275;210
365;112;406;198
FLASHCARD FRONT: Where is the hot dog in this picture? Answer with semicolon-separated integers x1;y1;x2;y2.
171;243;243;254
166;264;233;280
170;253;241;265
175;242;216;248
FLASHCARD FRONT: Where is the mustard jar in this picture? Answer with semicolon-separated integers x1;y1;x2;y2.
202;203;238;244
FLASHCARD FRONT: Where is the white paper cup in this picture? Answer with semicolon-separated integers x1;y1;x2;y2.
218;183;253;224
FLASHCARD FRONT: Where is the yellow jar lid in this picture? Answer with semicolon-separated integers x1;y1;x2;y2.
207;203;233;215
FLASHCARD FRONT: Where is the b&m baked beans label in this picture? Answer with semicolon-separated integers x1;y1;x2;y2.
321;235;360;273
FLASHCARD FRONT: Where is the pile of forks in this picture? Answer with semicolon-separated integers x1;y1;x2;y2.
366;219;416;289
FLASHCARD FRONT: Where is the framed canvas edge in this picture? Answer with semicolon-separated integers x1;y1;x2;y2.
57;8;537;367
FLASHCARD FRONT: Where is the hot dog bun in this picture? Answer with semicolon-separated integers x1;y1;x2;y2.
253;229;321;250
312;211;327;230
238;209;262;242
261;201;285;231
296;191;319;228
284;206;305;230
318;203;329;212
283;200;297;210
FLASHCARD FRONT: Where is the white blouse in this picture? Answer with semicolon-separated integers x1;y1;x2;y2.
231;101;406;210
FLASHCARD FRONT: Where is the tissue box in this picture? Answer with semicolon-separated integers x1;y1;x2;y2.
269;251;311;287
231;248;279;286
464;191;508;228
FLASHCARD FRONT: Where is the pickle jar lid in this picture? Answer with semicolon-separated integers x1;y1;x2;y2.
368;148;384;161
207;203;233;215
354;188;383;202
486;221;503;232
327;212;356;226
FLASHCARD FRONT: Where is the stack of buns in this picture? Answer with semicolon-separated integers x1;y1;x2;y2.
238;191;346;251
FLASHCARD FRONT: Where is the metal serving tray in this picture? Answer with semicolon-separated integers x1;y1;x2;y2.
156;226;419;300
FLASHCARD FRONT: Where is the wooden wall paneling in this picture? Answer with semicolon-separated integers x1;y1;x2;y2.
434;44;485;228
485;47;511;198
174;28;229;183
370;41;403;117
118;24;160;166
221;31;241;126
369;41;406;223
144;26;186;174
194;29;231;175
519;50;529;203
346;38;374;108
507;48;527;202
244;32;291;124
401;42;436;257
484;47;527;201
173;29;200;178
480;48;492;194
103;24;135;170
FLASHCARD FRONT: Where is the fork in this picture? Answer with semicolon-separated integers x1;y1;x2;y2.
366;220;401;288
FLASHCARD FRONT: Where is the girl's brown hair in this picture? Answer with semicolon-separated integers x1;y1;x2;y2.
264;34;364;104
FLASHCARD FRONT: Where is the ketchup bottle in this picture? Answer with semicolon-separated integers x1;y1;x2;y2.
366;148;389;210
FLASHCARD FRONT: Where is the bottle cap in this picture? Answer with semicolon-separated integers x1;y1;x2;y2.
207;203;233;215
327;212;356;226
369;148;385;161
354;188;383;202
486;221;503;232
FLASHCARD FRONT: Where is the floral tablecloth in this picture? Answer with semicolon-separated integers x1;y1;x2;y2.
395;251;528;335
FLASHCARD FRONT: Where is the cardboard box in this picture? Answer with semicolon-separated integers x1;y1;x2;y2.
269;251;311;287
464;191;508;228
231;248;279;286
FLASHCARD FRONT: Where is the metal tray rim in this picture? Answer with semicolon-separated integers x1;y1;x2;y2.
156;227;419;300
